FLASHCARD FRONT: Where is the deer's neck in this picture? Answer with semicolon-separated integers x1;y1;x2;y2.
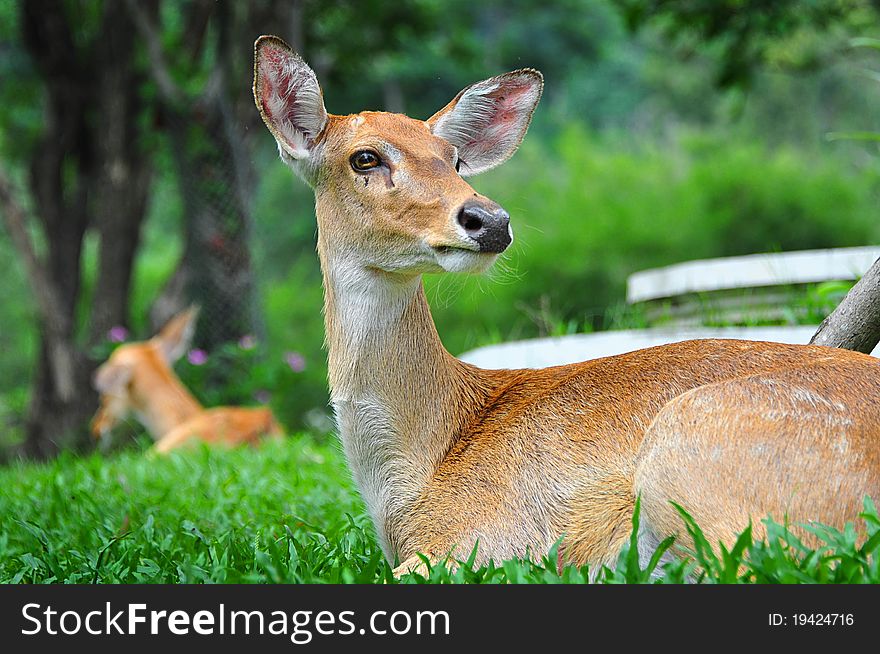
321;254;484;557
135;369;203;440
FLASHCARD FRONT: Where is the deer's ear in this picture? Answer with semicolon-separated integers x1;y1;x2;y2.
427;69;543;176
254;35;328;161
152;305;199;363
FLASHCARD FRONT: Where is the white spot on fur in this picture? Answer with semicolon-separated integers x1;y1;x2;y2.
756;379;847;412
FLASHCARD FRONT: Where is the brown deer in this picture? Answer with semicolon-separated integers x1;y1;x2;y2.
253;35;880;576
91;307;284;454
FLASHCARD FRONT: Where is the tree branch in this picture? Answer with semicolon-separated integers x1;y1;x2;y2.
123;0;184;103
810;257;880;354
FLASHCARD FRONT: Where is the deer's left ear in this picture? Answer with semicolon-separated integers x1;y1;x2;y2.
427;69;543;176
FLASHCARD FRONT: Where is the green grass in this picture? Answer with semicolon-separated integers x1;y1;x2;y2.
1;436;878;584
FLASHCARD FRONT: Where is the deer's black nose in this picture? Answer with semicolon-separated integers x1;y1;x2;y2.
457;201;511;253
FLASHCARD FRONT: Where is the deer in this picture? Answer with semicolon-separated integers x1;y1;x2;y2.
91;306;284;454
253;35;880;577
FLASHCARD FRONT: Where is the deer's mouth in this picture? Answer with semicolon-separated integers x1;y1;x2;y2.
432;244;481;255
431;244;497;273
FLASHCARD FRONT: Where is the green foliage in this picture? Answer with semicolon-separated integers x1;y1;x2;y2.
600;496;678;583
620;0;880;88
1;440;876;583
798;280;857;324
304;0;632;121
0;235;36;448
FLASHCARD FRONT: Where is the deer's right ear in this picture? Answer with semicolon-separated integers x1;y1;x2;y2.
254;36;328;161
428;69;543;176
153;305;199;363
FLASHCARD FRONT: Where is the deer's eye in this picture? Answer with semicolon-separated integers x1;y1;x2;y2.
350;150;382;172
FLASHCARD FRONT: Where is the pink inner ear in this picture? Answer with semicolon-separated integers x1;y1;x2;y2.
466;77;538;151
496;79;536;114
259;47;295;125
257;44;326;153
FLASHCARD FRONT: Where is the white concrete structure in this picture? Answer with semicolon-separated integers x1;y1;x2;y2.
462;246;880;370
459;326;880;370
627;246;880;303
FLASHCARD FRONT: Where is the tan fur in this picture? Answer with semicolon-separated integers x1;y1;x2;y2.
151;406;283;454
90;308;284;454
254;36;880;574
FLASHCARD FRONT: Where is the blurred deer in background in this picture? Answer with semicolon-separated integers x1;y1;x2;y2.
253;35;880;576
91;306;284;454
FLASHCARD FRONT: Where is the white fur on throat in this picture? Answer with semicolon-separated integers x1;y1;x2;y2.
324;259;439;559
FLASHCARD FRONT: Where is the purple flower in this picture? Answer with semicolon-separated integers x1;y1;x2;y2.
107;326;128;343
284;351;306;373
254;390;271;404
187;349;208;366
238;334;258;350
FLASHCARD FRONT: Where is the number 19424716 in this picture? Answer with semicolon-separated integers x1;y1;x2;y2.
769;613;854;627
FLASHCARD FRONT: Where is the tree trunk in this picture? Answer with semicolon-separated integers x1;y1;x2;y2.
137;1;258;347
23;337;94;459
810;257;880;354
132;1;310;344
90;0;153;341
162;103;255;349
21;0;93;455
13;0;153;457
